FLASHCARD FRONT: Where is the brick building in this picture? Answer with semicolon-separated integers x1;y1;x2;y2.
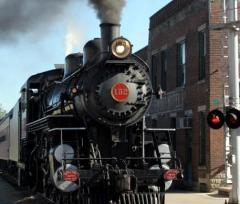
137;0;229;191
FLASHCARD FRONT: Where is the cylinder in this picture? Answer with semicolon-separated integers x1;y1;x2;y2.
100;23;120;52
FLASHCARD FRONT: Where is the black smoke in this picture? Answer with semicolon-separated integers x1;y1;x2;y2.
88;0;126;24
0;0;72;43
0;0;126;44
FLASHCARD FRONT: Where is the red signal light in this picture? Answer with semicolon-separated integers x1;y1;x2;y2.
211;116;221;124
226;108;240;129
207;109;224;129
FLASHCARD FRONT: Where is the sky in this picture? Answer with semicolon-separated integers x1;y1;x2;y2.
0;0;171;112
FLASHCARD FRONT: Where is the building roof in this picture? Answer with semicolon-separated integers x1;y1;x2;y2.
134;46;148;61
150;0;194;30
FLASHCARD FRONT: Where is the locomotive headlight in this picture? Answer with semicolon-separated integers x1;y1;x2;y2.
111;38;132;59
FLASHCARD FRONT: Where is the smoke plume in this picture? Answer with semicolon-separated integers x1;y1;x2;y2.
0;0;72;43
65;20;84;56
88;0;126;23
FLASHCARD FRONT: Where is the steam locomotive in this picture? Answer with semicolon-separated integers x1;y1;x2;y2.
0;23;182;204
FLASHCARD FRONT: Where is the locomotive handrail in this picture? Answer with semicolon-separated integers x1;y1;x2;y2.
144;128;176;132
105;59;136;64
48;127;86;132
62;156;181;166
124;157;174;160
26;115;75;126
62;157;118;162
62;156;175;161
61;156;182;173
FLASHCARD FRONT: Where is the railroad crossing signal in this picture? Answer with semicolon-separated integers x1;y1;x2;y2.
226;108;240;129
207;109;225;129
207;108;240;129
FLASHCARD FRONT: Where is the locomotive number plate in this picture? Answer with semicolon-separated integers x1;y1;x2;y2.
111;83;129;102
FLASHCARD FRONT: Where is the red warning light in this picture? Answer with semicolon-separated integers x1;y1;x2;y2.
211;116;221;124
207;110;225;129
63;171;80;182
164;169;179;181
226;108;240;129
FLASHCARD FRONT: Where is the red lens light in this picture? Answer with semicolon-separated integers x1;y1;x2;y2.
226;108;240;129
164;169;178;180
229;115;237;124
207;110;225;129
211;115;220;124
63;171;80;182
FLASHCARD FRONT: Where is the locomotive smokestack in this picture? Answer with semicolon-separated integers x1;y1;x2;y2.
100;23;120;52
87;0;125;52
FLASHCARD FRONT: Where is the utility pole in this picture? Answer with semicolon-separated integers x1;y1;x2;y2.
221;0;232;185
227;0;240;203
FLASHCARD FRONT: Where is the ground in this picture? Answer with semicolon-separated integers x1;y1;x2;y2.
0;176;52;204
0;175;229;204
166;191;228;204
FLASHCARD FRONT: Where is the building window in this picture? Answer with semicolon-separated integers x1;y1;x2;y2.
160;50;167;91
151;54;158;92
152;50;167;93
0;135;6;143
199;30;206;80
177;41;186;87
199;112;206;166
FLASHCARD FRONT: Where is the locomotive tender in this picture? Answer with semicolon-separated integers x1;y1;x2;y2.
0;23;182;204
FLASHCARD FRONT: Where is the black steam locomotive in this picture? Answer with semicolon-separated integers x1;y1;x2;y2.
0;23;182;204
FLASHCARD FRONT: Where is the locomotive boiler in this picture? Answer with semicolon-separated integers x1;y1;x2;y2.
45;24;151;127
0;23;182;204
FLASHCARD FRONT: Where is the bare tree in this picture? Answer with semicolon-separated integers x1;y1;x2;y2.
0;104;6;119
